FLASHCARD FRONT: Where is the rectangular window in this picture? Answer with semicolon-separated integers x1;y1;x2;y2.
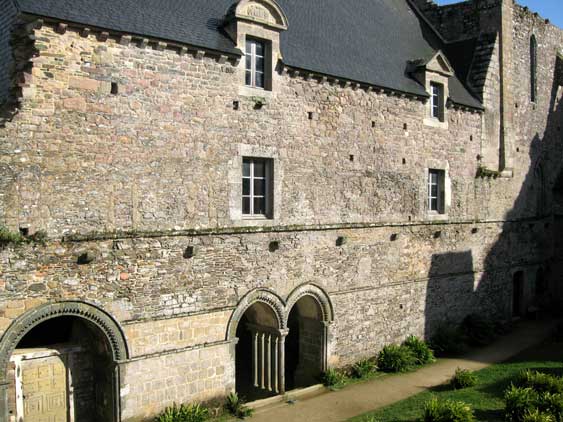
430;82;444;121
428;169;445;214
245;38;265;89
242;158;272;217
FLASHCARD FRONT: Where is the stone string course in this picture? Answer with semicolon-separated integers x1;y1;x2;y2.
0;1;561;420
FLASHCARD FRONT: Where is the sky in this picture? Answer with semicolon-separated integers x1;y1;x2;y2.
434;0;563;29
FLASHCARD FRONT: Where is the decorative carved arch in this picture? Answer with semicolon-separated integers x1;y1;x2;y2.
231;0;288;30
0;301;129;384
285;284;334;326
226;289;286;340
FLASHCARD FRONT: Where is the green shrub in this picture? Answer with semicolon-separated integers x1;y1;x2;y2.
0;226;25;247
377;344;417;373
450;368;478;390
505;385;539;422
523;409;556;422
430;325;466;356
518;371;563;395
225;392;253;419
322;367;348;387
403;336;435;365
421;397;476;422
155;403;209;422
460;314;497;346
538;392;563;421
352;359;377;379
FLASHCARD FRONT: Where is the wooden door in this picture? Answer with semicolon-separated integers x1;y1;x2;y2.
21;355;68;422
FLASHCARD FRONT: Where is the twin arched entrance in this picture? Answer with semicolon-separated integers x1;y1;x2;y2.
229;285;333;401
0;302;128;422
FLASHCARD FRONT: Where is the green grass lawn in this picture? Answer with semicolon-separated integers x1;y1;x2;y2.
349;341;563;422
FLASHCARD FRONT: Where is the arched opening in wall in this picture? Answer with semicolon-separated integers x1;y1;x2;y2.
7;316;117;422
513;271;525;318
285;296;325;391
235;302;281;402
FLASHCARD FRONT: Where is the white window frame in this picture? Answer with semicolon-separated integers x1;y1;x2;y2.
245;38;265;89
430;82;444;121
428;169;445;214
242;157;271;218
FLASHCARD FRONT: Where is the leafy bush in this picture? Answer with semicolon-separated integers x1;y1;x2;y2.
0;226;25;247
460;314;497;346
377;344;417;373
517;371;563;395
155;403;209;422
430;325;466;356
225;392;253;419
538;392;563;421
322;368;348;387
523;409;556;422
352;359;378;379
403;336;435;365
450;368;478;390
505;385;539;422
421;397;476;422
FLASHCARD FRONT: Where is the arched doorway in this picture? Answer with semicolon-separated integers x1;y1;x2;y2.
0;302;128;422
235;301;284;402
285;296;326;391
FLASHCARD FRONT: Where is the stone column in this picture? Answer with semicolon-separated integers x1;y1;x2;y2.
277;329;289;395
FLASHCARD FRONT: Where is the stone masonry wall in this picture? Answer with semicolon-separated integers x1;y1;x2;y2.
0;7;561;420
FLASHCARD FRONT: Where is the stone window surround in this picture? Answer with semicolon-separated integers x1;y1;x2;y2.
229;144;282;226
424;160;451;221
424;72;450;129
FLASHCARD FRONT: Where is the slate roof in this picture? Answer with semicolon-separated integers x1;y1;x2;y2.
12;0;482;109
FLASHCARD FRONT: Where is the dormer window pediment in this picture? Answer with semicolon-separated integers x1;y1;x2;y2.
226;0;288;31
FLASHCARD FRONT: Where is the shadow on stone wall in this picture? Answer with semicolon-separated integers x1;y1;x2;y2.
424;53;563;338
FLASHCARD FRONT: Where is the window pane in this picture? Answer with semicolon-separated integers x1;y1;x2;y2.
255;41;264;56
256;57;265;73
254;197;266;215
245;71;252;86
246;40;252;54
243;179;250;196
243;160;251;177
254;179;265;196
430;198;438;211
245;55;252;71
429;172;437;184
431;184;438;197
242;197;251;215
255;72;264;88
254;160;265;177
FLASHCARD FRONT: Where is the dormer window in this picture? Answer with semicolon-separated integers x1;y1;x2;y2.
430;82;444;121
245;38;265;89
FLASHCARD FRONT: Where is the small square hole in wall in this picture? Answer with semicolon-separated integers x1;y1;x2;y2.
470;135;473;141
390;233;398;241
433;231;442;239
308;112;314;120
371;121;376;128
111;82;119;95
268;241;280;253
19;227;29;237
349;155;355;162
403;123;408;131
183;246;197;259
233;100;240;110
336;236;347;247
402;158;406;165
471;227;479;234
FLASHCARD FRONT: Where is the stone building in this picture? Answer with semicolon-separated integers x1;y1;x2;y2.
0;0;561;420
